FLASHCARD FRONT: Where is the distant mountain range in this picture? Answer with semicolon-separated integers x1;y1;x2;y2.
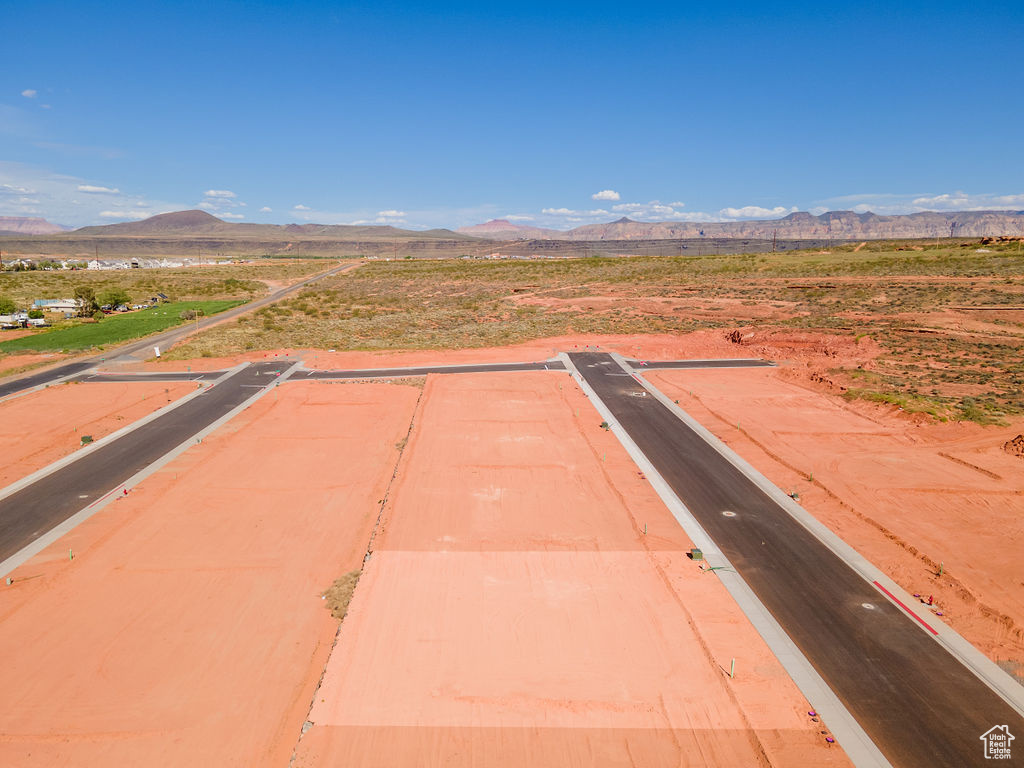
0;210;477;258
0;216;72;235
456;219;564;240
3;209;1023;254
71;210;471;241
458;210;1024;240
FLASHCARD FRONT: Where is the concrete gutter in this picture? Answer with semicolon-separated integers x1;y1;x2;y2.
559;352;892;768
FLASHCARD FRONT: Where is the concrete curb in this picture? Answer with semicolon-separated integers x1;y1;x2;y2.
0;363;246;505
558;352;891;768
620;352;1024;717
0;362;300;580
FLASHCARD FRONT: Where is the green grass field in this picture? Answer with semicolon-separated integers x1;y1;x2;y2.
0;300;243;353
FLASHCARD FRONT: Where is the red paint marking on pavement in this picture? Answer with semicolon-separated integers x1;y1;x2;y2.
873;580;938;635
86;485;124;510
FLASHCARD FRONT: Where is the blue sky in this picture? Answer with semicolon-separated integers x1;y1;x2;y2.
2;0;1022;229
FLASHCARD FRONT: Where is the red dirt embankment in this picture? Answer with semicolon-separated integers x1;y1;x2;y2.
0;352;67;378
647;367;1024;676
0;381;194;489
0;380;420;767
293;371;849;767
124;331;788;373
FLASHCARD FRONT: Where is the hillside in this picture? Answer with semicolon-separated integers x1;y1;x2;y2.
564;210;1024;240
72;210;474;241
456;219;563;240
0;216;71;235
457;210;1024;241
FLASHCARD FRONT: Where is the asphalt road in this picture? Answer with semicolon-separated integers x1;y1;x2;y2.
570;352;1023;768
0;361;96;399
0;361;292;564
0;261;355;398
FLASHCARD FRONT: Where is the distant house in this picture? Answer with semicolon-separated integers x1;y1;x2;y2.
1;311;29;328
33;298;78;313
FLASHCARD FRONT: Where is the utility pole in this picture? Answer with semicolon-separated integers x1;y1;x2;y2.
772;230;777;252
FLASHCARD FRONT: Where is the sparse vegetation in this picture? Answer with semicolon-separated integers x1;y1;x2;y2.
156;243;1022;425
323;570;361;621
0;260;327;309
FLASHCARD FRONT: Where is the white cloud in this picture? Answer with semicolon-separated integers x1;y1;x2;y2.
197;189;246;215
668;201;686;208
372;209;407;224
99;210;150;220
592;189;620;201
221;212;245;219
21;89;37;99
541;207;610;217
815;190;1024;216
0;160;186;226
259;206;272;213
718;205;796;220
911;192;970;210
293;204;310;210
504;214;535;221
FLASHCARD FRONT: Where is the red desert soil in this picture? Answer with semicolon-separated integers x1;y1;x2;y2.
125;331;786;373
293;371;849;767
0;380;420;767
0;381;194;489
0;352;67;378
646;367;1024;675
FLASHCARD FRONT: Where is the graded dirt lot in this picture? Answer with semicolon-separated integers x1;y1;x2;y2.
0;381;195;489
294;371;848;766
0;380;420;766
646;367;1024;680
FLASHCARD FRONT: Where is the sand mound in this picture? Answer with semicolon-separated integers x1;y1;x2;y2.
1004;434;1024;458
